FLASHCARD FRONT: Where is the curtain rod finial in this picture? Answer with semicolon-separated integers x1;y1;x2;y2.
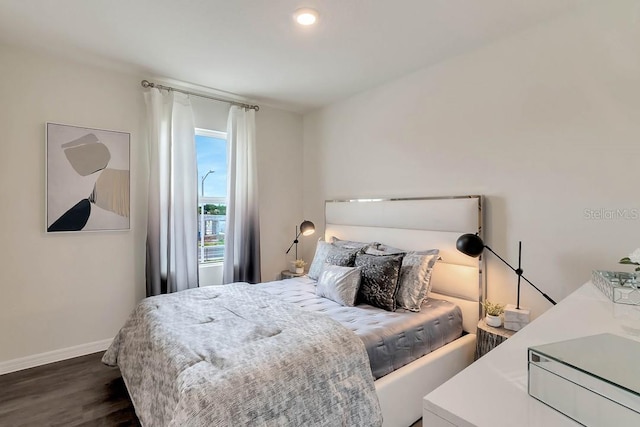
141;80;153;88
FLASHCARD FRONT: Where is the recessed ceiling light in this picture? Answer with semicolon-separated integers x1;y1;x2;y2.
294;8;319;26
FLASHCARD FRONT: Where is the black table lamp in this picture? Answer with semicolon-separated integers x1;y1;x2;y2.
285;220;315;260
456;233;556;307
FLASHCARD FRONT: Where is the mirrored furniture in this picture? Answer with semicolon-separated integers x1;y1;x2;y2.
529;333;640;426
423;281;640;427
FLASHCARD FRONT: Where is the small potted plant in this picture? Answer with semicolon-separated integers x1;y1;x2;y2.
291;259;306;274
482;301;505;327
619;248;640;286
620;248;640;272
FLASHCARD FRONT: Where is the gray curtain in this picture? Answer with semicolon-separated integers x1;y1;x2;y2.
145;88;199;296
223;106;261;283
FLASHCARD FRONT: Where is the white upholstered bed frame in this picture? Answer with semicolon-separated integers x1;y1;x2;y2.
324;195;485;427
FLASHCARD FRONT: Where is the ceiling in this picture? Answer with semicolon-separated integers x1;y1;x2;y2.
0;0;586;113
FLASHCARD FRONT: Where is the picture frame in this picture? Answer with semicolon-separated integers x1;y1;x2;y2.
46;122;131;233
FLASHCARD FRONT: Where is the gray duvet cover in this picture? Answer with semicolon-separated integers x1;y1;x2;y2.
103;283;382;427
258;276;463;379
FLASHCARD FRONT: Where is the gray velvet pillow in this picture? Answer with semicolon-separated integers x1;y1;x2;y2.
316;264;362;306
308;240;332;280
371;244;406;255
365;247;405;256
330;236;378;250
325;245;361;267
355;252;404;311
308;241;363;280
395;250;440;312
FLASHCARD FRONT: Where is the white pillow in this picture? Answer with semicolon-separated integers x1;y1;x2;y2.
316;264;362;307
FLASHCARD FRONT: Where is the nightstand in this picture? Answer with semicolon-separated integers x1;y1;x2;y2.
280;270;305;280
474;319;515;360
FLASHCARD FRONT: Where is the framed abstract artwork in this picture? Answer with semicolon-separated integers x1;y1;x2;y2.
46;123;130;232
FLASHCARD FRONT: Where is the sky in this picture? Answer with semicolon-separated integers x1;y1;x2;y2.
196;135;227;198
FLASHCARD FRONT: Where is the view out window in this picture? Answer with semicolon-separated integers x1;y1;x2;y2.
196;128;227;264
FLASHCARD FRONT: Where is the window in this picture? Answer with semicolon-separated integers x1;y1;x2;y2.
196;128;227;264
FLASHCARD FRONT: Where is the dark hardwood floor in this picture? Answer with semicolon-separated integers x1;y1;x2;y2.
0;352;139;427
0;352;423;426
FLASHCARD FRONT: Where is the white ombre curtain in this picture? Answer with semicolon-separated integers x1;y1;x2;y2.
145;88;199;296
223;106;261;284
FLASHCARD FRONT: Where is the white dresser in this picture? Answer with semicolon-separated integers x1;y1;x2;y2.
423;281;640;426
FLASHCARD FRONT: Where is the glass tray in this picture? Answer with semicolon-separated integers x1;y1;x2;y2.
592;270;640;305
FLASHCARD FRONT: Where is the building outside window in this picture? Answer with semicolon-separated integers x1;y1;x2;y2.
196;128;227;264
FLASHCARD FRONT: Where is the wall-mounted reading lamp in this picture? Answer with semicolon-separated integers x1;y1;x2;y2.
456;233;556;308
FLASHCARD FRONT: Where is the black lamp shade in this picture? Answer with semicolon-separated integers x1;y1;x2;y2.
300;220;315;236
456;233;485;257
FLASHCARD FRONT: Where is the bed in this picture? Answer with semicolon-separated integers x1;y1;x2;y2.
257;276;464;381
104;195;484;427
321;196;484;426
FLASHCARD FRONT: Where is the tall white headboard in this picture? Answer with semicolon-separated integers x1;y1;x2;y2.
324;195;484;333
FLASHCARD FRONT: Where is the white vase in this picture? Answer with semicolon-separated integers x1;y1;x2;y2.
485;314;502;328
295;267;304;274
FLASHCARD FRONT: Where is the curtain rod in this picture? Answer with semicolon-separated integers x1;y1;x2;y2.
141;80;260;111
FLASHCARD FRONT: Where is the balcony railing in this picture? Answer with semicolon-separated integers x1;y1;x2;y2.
198;199;226;264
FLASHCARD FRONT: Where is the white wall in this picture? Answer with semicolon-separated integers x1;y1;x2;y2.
303;1;640;319
0;43;303;365
0;44;147;364
256;106;306;281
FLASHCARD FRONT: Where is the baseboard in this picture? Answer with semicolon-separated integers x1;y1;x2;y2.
0;338;113;375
